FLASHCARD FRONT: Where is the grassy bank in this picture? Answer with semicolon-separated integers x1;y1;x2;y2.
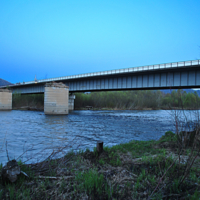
1;132;200;199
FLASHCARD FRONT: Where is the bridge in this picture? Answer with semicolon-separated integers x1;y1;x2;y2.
0;59;200;114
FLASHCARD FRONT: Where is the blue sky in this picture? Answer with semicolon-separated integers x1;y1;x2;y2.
0;0;200;83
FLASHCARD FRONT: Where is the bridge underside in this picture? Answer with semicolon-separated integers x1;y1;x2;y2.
0;85;75;114
12;67;200;94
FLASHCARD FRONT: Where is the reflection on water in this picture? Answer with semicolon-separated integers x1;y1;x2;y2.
0;109;198;164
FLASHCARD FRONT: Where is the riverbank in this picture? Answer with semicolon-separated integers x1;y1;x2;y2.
77;107;200;111
1;132;200;199
76;107;161;111
12;106;200;111
12;106;44;111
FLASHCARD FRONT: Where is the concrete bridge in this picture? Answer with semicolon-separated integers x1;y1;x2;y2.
0;59;200;114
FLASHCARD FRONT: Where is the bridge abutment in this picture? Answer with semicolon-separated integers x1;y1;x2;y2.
69;94;75;111
0;89;12;110
44;83;69;115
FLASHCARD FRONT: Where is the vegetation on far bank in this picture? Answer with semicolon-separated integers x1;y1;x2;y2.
1;131;200;199
75;89;200;110
12;93;44;110
12;89;200;111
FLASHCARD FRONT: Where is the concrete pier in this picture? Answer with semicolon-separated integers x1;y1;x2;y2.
0;89;12;110
44;82;69;115
69;94;75;111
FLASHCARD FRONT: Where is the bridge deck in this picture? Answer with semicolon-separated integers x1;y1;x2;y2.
13;60;200;85
2;60;200;93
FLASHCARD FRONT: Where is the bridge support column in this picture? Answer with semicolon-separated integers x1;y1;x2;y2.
0;89;12;110
44;83;69;115
69;94;75;111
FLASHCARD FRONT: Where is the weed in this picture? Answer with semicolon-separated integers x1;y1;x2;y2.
75;169;106;196
116;157;121;166
78;149;84;154
66;149;75;157
142;155;149;162
134;179;140;191
8;185;15;200
153;192;163;200
149;175;156;185
109;156;121;166
149;157;153;165
109;140;161;159
45;177;50;187
171;179;180;193
190;171;197;182
190;189;200;199
85;148;90;153
186;149;191;155
141;168;146;178
23;188;31;200
18;160;34;178
60;178;66;193
99;158;105;165
16;190;21;200
126;181;131;188
161;148;166;156
104;146;109;152
158;131;177;142
40;181;46;191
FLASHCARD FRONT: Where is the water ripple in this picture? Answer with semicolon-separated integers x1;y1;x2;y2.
1;109;198;164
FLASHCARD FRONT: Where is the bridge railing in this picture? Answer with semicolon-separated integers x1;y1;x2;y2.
18;59;199;86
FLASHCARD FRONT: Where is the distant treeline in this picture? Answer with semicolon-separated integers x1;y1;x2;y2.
12;93;44;109
74;90;200;110
12;89;200;110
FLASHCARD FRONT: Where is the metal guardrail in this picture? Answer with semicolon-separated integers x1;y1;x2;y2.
17;59;200;85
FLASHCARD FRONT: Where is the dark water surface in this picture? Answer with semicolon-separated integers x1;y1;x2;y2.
0;109;195;164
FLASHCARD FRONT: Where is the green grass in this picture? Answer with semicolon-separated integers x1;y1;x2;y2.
108;140;162;159
75;169;108;196
99;158;105;165
190;189;200;199
159;131;177;142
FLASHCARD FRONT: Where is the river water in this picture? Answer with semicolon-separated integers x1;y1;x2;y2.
0;110;198;165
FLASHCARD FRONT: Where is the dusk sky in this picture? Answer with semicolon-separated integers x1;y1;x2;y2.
0;0;200;84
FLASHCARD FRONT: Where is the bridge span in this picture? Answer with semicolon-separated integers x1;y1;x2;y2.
8;59;200;94
0;59;200;114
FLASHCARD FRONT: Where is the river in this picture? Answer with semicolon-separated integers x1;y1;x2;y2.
0;109;198;165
